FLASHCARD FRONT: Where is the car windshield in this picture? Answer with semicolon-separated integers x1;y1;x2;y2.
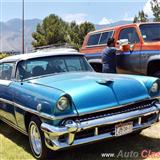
139;24;160;42
16;55;93;80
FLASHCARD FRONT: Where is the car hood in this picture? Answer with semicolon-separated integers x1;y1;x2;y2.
29;72;150;115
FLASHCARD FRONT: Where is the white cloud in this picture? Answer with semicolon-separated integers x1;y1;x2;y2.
143;0;160;17
143;0;153;17
98;17;111;25
123;12;133;21
63;13;87;24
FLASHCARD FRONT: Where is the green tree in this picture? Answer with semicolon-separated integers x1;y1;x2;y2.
65;21;81;50
32;14;68;48
133;10;148;23
133;15;139;23
79;21;95;45
151;0;160;22
139;10;148;22
66;21;95;50
32;14;95;50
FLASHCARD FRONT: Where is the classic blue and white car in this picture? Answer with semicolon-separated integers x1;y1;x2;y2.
0;48;160;159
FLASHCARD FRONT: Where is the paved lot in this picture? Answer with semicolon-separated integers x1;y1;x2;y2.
0;122;160;160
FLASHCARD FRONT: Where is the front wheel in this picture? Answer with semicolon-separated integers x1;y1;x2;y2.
28;116;49;159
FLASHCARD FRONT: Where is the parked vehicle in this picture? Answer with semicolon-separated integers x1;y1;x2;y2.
0;48;160;159
80;22;160;77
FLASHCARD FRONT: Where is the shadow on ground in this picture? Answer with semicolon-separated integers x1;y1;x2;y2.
0;121;160;160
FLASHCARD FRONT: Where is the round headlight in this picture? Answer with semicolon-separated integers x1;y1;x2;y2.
150;82;159;93
57;96;69;111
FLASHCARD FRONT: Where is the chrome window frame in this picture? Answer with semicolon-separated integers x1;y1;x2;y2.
86;30;114;48
118;27;140;44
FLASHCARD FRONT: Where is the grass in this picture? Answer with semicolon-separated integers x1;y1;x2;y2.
0;121;160;160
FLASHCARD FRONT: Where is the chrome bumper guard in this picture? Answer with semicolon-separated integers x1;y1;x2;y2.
41;104;160;151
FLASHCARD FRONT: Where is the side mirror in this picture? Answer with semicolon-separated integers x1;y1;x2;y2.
129;44;134;51
117;39;134;52
117;39;129;46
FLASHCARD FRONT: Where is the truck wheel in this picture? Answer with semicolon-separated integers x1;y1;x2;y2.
28;116;49;159
153;71;160;78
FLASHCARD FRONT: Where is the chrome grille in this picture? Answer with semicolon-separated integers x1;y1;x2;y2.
78;99;156;122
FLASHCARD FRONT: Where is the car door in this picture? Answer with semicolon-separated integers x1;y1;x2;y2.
117;27;142;74
0;62;17;124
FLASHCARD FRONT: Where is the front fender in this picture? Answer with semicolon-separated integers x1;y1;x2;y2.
11;82;78;126
120;74;160;98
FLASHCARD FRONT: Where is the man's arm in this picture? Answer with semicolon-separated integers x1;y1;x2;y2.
111;47;122;54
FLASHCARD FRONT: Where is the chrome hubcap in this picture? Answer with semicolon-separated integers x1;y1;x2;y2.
30;123;42;155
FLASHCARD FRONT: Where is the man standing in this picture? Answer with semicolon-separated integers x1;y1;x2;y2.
102;38;118;73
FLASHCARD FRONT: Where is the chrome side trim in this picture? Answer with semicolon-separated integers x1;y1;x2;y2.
0;98;77;120
155;96;160;100
0;98;14;105
0;97;158;121
0;117;28;135
156;103;160;109
0;79;12;86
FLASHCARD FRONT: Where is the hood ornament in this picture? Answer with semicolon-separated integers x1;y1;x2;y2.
96;79;114;86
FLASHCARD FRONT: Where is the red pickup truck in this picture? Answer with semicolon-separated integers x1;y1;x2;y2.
80;22;160;77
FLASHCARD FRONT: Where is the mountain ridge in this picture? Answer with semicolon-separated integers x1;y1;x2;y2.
0;18;132;52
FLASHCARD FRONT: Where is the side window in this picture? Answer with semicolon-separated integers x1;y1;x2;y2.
99;31;113;45
1;63;14;80
0;64;2;79
87;33;101;46
17;60;48;79
119;28;140;43
87;31;113;46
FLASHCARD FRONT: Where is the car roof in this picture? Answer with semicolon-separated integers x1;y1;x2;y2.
0;48;83;63
89;22;160;35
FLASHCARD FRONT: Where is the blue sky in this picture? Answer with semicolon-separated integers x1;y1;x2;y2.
0;0;153;24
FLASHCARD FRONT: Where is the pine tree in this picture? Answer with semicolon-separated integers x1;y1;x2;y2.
32;14;95;50
65;21;81;50
139;10;148;22
79;22;95;45
133;10;148;23
133;15;139;23
151;0;160;22
32;14;68;48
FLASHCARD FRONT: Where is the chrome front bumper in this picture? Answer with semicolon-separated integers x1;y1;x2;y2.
41;104;160;151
